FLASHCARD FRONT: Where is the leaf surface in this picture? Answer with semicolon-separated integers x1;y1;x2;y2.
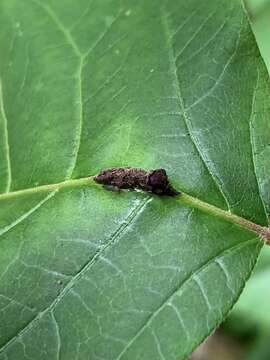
0;1;270;359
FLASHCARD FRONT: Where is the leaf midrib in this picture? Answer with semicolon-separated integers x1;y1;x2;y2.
0;176;269;241
1;0;268;241
1;0;266;233
1;0;269;358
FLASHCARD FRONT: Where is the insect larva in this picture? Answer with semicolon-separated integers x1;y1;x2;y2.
94;167;180;196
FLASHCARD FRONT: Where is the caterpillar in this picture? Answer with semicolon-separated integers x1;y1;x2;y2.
94;167;180;196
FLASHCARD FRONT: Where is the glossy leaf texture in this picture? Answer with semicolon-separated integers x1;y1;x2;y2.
0;0;270;359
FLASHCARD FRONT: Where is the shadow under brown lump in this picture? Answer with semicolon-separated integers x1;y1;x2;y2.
94;167;180;196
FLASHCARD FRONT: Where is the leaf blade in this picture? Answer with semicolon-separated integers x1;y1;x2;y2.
0;1;270;359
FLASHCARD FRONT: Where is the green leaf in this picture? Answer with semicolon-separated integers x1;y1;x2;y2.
0;1;270;359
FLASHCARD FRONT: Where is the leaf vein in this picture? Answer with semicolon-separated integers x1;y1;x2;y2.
29;0;81;57
28;0;84;179
0;190;58;238
68;58;84;178
0;79;12;193
51;312;61;360
0;196;152;355
248;67;268;219
116;237;258;359
178;20;227;67
175;10;216;60
161;8;231;209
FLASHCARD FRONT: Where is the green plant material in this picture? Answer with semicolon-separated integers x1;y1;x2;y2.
252;244;270;272
229;246;270;330
245;0;270;17
246;329;270;360
234;267;270;328
0;1;270;359
251;5;270;72
226;0;270;340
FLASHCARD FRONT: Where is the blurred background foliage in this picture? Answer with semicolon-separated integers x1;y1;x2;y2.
246;0;270;71
191;1;270;359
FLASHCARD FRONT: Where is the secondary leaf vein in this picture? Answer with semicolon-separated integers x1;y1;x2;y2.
161;8;230;210
0;190;58;238
0;196;152;355
29;0;81;57
28;0;84;179
248;67;268;219
115;237;258;359
0;79;12;193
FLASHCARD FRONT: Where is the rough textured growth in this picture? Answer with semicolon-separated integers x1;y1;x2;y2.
94;167;180;196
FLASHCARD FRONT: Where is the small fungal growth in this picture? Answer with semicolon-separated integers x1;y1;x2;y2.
94;167;180;196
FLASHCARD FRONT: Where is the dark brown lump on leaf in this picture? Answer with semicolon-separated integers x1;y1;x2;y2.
94;167;180;196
